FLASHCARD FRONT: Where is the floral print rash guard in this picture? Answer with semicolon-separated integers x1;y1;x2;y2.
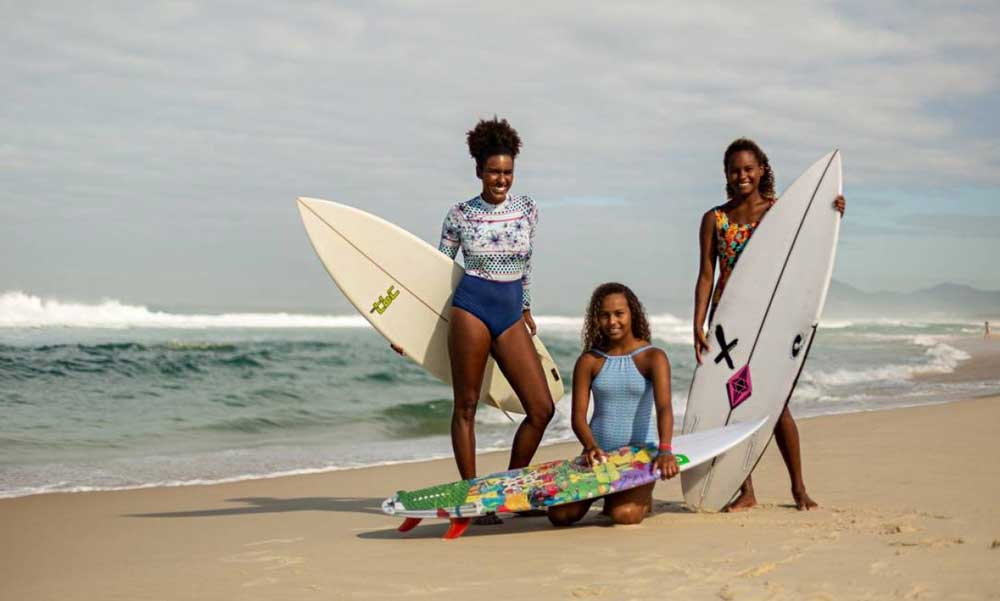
438;194;537;309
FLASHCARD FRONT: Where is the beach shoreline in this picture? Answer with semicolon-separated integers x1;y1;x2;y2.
3;390;999;600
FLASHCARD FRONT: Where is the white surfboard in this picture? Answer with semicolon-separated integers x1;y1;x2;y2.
297;197;565;414
681;151;842;512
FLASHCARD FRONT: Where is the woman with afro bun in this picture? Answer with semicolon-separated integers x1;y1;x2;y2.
547;283;678;527
692;138;845;512
435;116;555;490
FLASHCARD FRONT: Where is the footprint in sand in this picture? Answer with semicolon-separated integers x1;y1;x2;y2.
880;523;919;535
569;584;607;597
220;538;307;587
888;537;964;549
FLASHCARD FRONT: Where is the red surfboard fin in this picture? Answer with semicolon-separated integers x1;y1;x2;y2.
398;517;422;532
443;517;471;540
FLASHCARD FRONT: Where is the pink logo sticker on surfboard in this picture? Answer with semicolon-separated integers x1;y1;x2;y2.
727;365;752;409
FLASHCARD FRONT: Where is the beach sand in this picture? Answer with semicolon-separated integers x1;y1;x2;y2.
3;342;999;600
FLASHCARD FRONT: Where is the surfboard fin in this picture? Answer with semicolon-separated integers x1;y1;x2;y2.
398;517;422;533
443;517;471;540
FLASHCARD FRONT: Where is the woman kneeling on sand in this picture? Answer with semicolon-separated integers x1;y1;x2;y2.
548;283;679;527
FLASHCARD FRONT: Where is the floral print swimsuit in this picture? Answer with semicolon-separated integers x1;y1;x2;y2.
711;200;775;309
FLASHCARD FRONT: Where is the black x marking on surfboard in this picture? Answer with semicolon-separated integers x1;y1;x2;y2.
714;325;738;370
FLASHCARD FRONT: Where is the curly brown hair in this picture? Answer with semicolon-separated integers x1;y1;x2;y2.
582;283;651;351
724;138;776;200
466;116;522;170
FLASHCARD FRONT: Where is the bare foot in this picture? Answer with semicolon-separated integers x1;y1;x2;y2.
793;489;818;511
474;512;503;525
724;490;758;512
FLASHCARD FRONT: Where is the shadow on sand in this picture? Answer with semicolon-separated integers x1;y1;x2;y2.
126;496;386;519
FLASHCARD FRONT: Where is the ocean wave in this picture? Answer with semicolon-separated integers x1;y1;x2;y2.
0;291;368;329
819;317;983;330
0;291;695;337
0;342;294;380
195;408;334;434
376;399;454;437
805;341;970;387
535;312;689;344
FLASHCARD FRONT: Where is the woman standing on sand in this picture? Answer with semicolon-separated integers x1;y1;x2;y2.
433;117;555;483
548;283;679;528
692;138;845;512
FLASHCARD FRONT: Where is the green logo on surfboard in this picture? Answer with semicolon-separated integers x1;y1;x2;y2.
674;454;689;465
370;285;400;315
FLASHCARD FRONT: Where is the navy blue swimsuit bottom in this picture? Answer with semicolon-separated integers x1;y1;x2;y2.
451;274;523;338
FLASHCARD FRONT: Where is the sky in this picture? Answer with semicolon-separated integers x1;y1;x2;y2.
3;1;999;314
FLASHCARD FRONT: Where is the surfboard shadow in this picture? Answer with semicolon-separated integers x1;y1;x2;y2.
358;513;574;540
125;496;385;519
360;501;694;540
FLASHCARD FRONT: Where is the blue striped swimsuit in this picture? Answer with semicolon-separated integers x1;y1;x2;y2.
589;345;659;450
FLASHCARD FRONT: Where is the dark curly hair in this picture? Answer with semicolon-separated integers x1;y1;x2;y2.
466;116;522;170
724;138;776;200
582;283;651;351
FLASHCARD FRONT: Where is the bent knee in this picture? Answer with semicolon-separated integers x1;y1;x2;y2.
548;505;586;527
610;505;647;525
526;401;555;427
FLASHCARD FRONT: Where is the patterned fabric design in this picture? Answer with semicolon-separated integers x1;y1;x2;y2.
588;346;659;450
438;194;537;308
711;203;773;307
396;480;472;510
391;445;693;516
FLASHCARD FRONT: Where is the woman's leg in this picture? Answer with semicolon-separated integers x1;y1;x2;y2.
491;320;556;469
604;483;654;525
773;405;818;510
726;477;757;512
447;307;494;480
547;499;594;527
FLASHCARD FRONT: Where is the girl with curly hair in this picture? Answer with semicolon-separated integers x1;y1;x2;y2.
433;117;555;491
692;138;845;511
547;283;678;527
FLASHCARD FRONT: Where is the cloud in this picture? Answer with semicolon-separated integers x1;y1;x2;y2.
2;1;999;306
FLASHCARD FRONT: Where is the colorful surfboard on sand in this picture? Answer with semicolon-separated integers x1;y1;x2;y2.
381;418;765;539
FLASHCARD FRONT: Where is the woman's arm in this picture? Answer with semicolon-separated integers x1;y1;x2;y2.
438;205;461;259
521;200;538;335
693;210;717;364
571;353;605;466
647;349;679;479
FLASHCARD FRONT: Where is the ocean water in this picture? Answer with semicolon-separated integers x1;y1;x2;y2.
1;291;996;499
